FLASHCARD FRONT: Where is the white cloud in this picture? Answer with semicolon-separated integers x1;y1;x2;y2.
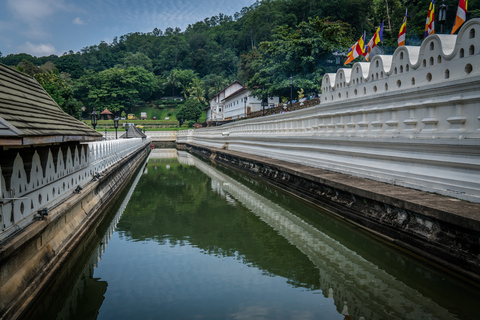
6;0;67;22
73;17;85;25
17;42;58;56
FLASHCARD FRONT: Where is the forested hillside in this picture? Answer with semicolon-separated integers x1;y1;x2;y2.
1;0;478;120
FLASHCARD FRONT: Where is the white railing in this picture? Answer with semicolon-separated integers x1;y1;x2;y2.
183;20;480;202
0;138;150;240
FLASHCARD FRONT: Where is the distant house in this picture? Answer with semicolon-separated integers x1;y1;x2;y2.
206;81;279;122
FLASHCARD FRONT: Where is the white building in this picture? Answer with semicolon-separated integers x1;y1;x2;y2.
206;81;279;122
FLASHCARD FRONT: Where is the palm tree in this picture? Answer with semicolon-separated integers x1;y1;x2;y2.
165;69;181;98
188;78;206;103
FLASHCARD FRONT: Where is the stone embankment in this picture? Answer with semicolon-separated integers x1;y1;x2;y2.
0;140;150;320
186;143;480;282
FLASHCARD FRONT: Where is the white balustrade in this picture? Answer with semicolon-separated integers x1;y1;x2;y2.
0;138;149;240
182;19;480;202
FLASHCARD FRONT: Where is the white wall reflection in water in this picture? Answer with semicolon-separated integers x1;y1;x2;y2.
177;151;457;320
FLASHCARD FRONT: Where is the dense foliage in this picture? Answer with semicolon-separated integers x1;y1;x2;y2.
1;0;478;118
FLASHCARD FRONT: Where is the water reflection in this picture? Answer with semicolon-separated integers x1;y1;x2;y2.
32;149;479;320
50;163;146;320
177;151;459;320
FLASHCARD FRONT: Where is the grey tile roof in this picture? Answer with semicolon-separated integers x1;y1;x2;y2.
120;125;147;139
0;63;102;146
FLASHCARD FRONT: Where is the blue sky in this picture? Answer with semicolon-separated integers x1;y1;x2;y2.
0;0;256;57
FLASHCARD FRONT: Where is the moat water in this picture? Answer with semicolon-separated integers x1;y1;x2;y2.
29;149;480;320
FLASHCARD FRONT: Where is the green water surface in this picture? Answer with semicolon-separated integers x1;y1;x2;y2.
31;150;480;320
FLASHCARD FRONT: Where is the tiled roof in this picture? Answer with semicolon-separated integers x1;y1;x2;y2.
100;108;112;115
120;125;146;139
0;63;102;146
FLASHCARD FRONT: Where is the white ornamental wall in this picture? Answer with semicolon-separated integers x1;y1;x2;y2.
0;138;148;240
184;19;480;203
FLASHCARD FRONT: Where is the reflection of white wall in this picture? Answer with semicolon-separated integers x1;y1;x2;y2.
149;149;178;159
55;163;146;319
185;151;457;320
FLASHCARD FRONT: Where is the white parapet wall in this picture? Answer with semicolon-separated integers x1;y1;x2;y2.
0;138;150;240
147;131;178;141
183;19;480;203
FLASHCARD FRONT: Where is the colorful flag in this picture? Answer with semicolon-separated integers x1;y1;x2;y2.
425;0;435;37
344;34;365;65
398;9;407;46
365;22;384;61
451;0;468;34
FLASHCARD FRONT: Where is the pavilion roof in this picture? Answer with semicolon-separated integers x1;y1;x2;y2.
100;108;113;115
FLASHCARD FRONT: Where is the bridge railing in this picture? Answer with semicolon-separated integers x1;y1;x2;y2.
0;138;150;241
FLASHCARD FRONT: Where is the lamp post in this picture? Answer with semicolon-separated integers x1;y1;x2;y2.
438;0;447;34
91;108;98;130
289;76;293;111
113;117;119;139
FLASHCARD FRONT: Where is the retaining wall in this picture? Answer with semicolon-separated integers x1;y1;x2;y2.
0;139;150;319
186;143;480;282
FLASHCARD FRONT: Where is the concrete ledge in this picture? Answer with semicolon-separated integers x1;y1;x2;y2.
186;143;480;282
0;142;150;320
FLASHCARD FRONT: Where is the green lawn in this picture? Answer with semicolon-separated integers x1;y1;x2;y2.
84;103;206;129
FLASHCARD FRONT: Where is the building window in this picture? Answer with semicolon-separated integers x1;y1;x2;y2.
437;55;442;63
430;42;434;51
430;57;434;65
445;69;450;79
406;64;410;72
423;59;427;67
385;83;388;91
411;77;416;85
373;85;377;92
426;73;432;82
470;28;475;39
460;48;465;58
397;80;402;88
469;45;475;55
400;52;404;60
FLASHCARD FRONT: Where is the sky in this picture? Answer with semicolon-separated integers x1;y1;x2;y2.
0;0;257;57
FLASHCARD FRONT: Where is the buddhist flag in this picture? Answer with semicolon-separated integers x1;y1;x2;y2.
344;34;365;65
425;0;435;38
451;0;468;34
398;9;407;46
365;22;384;61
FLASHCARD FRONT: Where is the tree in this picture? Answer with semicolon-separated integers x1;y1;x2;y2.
56;55;85;79
75;67;157;114
17;59;41;76
121;52;153;71
244;17;353;99
34;72;82;118
176;98;203;123
165;69;181;98
188;78;206;103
